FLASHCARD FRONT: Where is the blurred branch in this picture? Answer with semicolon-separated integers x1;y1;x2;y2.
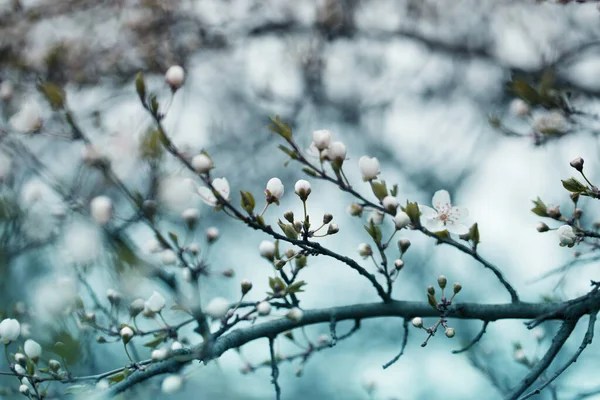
452;320;489;354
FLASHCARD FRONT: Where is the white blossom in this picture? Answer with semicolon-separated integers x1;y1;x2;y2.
328;141;346;163
152;348;168;361
445;327;455;338
120;326;134;341
312;130;332;150
412;317;423;328
265;178;284;203
394;211;410;230
418;190;469;235
191;154;213;174
382;196;399;212
357;243;372;258
0;318;20;343
161;249;177;265
257;301;272;316
205;297;230;319
19;384;30;396
171;341;183;351
24;340;42;360
197;178;230;206
146;291;166;313
533;111;567;134
358;156;380;181
286;307;303;322
90;196;113;225
557;225;577;246
14;364;26;375
9;101;42;133
510;99;530;117
165;65;185;90
206;227;219;242
161;375;184;393
294;180;311;200
259;240;276;260
181;208;199;224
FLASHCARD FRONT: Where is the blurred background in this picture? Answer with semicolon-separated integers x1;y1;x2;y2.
1;0;600;399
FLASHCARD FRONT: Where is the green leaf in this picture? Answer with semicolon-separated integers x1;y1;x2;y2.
507;79;541;105
404;201;421;225
143;334;167;349
561;178;588;193
287;280;307;294
268;116;293;140
135;71;146;103
171;305;190;312
108;372;126;384
148;93;159;115
64;385;89;395
37;82;65;110
469;223;480;246
302;168;318;177
140;128;164;160
168;232;179;247
531;197;548;217
240;191;256;215
390;184;398;197
278;220;298;240
278;145;298;160
370;181;388;201
364;220;382;244
268;277;286;293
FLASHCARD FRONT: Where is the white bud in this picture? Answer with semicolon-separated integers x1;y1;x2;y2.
107;289;121;305
257;301;272;316
162;375;184;393
317;334;330;346
328;141;347;163
24;340;42;361
312;130;332;150
19;384;30;396
48;359;61;372
182;268;193;282
347;202;363;216
510;98;530;117
120;326;134;343
152;348;168;362
259;240;276;260
367;210;384;225
161;249;177;265
129;298;145;317
327;223;339;235
557;225;577;246
357;243;372;258
534;111;566;134
171;341;183;351
286;307;304;323
394;211;410;229
90;196;113;225
265;178;285;203
181;208;199;225
187;243;199;255
445;327;455;338
206;227;219;243
382;196;399;212
165;65;185;90
393;259;404;270
412;317;423;328
358;156;380;181
205;297;230;319
0;318;20;343
294;180;312;200
146;291;166;313
14;364;26;375
191;154;213;174
14;353;26;366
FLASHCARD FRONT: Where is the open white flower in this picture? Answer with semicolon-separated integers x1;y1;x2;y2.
146;291;166;313
197;178;230;206
557;225;577;246
418;190;469;235
0;318;20;344
312;130;332;150
358;156;380;181
265;178;284;204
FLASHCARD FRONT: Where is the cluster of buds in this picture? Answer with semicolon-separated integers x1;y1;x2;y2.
411;276;462;346
311;130;347;169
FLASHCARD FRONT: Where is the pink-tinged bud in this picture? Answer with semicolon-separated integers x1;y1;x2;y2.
536;222;549;233
445;327;455;338
393;259;404;270
165;65;185;90
570;157;584;172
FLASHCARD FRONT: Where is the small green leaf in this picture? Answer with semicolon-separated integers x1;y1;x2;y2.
278;145;298;160
390;184;398;197
240;191;256;215
268;277;286;293
268;116;293;140
302;168;318;177
168;232;179;247
278;220;298;240
108;372;126;384
287;280;307;294
562;178;588;193
135;71;146;103
531;197;548;217
148;93;159;115
37;82;65;110
370;181;388;201
404;201;421;225
469;223;480;247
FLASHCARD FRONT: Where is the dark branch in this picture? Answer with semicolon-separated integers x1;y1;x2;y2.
452;321;490;354
382;319;409;369
268;336;281;400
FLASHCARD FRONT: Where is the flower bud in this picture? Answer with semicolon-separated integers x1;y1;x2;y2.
323;213;333;224
294;180;312;200
547;205;561;219
286;307;303;323
24;339;42;362
358;156;380;181
191;154;213;174
514;348;526;363
285;249;296;258
347;203;363;217
367;210;384;225
557;225;577;246
328;141;347;164
205;297;230;319
265;177;285;204
14;364;26;375
182;268;193;282
257;301;272;316
161;375;184;393
312;130;332;150
14;353;26;367
161;249;177;265
317;334;330;346
206;227;219;243
412;317;423;328
427;286;435;296
241;280;253;295
393;259;404;271
48;359;61;372
284;210;294;223
357;243;372;258
398;238;411;253
437;275;447;290
274;259;286;270
90;196;113;225
570;157;584;172
129;298;145;317
146;291;166;313
445;327;455;338
19;385;30;396
453;282;462;294
294;220;303;232
181;208;199;229
97;335;107;343
327;223;339;235
259;240;276;261
536;222;549;233
152;348;168;362
394;211;410;230
171;341;183;351
165;65;185;90
142;199;157;220
574;208;583;219
120;326;134;344
382;196;399;213
106;289;121;306
187;243;200;255
222;268;235;277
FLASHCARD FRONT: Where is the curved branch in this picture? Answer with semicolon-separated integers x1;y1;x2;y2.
452;321;490;354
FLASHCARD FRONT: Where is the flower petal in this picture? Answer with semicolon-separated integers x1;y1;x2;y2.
432;190;451;211
446;221;470;235
212;178;230;201
425;217;445;232
418;205;437;218
450;206;469;221
197;187;217;206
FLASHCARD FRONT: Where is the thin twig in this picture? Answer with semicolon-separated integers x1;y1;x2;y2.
382;319;409;369
268;336;281;400
452;321;490;354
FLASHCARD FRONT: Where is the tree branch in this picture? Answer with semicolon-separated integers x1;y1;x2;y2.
452;321;490;354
